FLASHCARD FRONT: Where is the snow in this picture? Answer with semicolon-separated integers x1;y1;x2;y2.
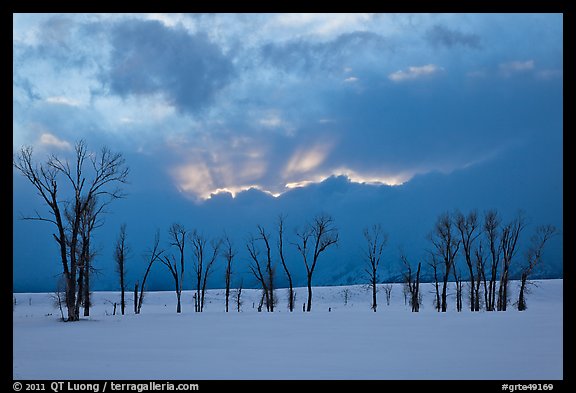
13;280;563;380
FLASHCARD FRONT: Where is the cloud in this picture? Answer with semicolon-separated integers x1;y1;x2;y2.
260;31;390;73
344;76;358;83
388;64;443;82
536;69;562;80
499;60;535;77
104;19;234;114
39;133;72;150
45;96;81;107
425;25;481;49
284;144;332;178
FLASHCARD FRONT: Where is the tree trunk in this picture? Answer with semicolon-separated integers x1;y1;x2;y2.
517;273;528;311
306;273;313;312
120;265;125;315
83;256;91;316
467;267;475;312
225;285;230;313
176;292;181;314
75;264;84;319
441;275;449;312
65;273;79;321
372;275;377;312
287;277;294;312
134;282;139;314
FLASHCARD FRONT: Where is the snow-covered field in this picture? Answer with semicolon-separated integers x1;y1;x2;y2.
13;280;563;380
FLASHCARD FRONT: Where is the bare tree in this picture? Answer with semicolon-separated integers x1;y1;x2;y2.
191;231;221;312
383;284;393;306
235;280;243;312
295;214;339;312
137;231;164;314
474;242;487;311
258;226;275;312
484;210;502;311
69;195;101;317
363;224;387;312
114;224;129;315
278;215;295;312
401;254;421;312
454;210;481;311
497;212;526;311
223;235;236;313
246;234;271;311
517;225;557;311
51;277;67;321
161;224;186;313
342;288;350;306
430;212;461;312
452;262;463;312
427;253;441;312
14;141;128;321
133;282;138;314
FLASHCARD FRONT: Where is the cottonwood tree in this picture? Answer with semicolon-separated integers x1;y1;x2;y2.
295;214;338;312
517;225;557;311
223;235;235;313
246;228;275;312
430;212;461;312
401;254;421;312
234;280;243;312
14;141;128;321
278;215;295;312
137;231;164;314
427;253;441;312
114;224;129;315
452;262;463;312
161;224;187;313
72;196;101;317
383;284;393;306
454;210;481;312
474;242;488;311
191;231;221;312
363;224;387;312
497;212;526;311
484;210;502;311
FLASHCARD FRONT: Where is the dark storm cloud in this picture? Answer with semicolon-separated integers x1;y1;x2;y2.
425;24;481;49
104;19;234;114
261;31;391;72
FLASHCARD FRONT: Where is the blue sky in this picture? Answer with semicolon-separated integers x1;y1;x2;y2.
13;13;563;292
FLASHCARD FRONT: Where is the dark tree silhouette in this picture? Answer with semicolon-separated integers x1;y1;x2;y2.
401;254;421;312
161;224;186;313
278;215;295;312
72;196;101;317
114;224;129;315
484;210;502;311
454;210;481;311
295;214;338;312
517;225;557;311
246;231;272;311
363;224;387;312
14;141;128;321
223;235;236;313
137;231;164;314
133;282;138;314
452;262;463;312
474;242;487;311
497;212;526;311
235;280;243;312
427;253;441;312
191;231;221;312
383;284;393;306
430;212;461;312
